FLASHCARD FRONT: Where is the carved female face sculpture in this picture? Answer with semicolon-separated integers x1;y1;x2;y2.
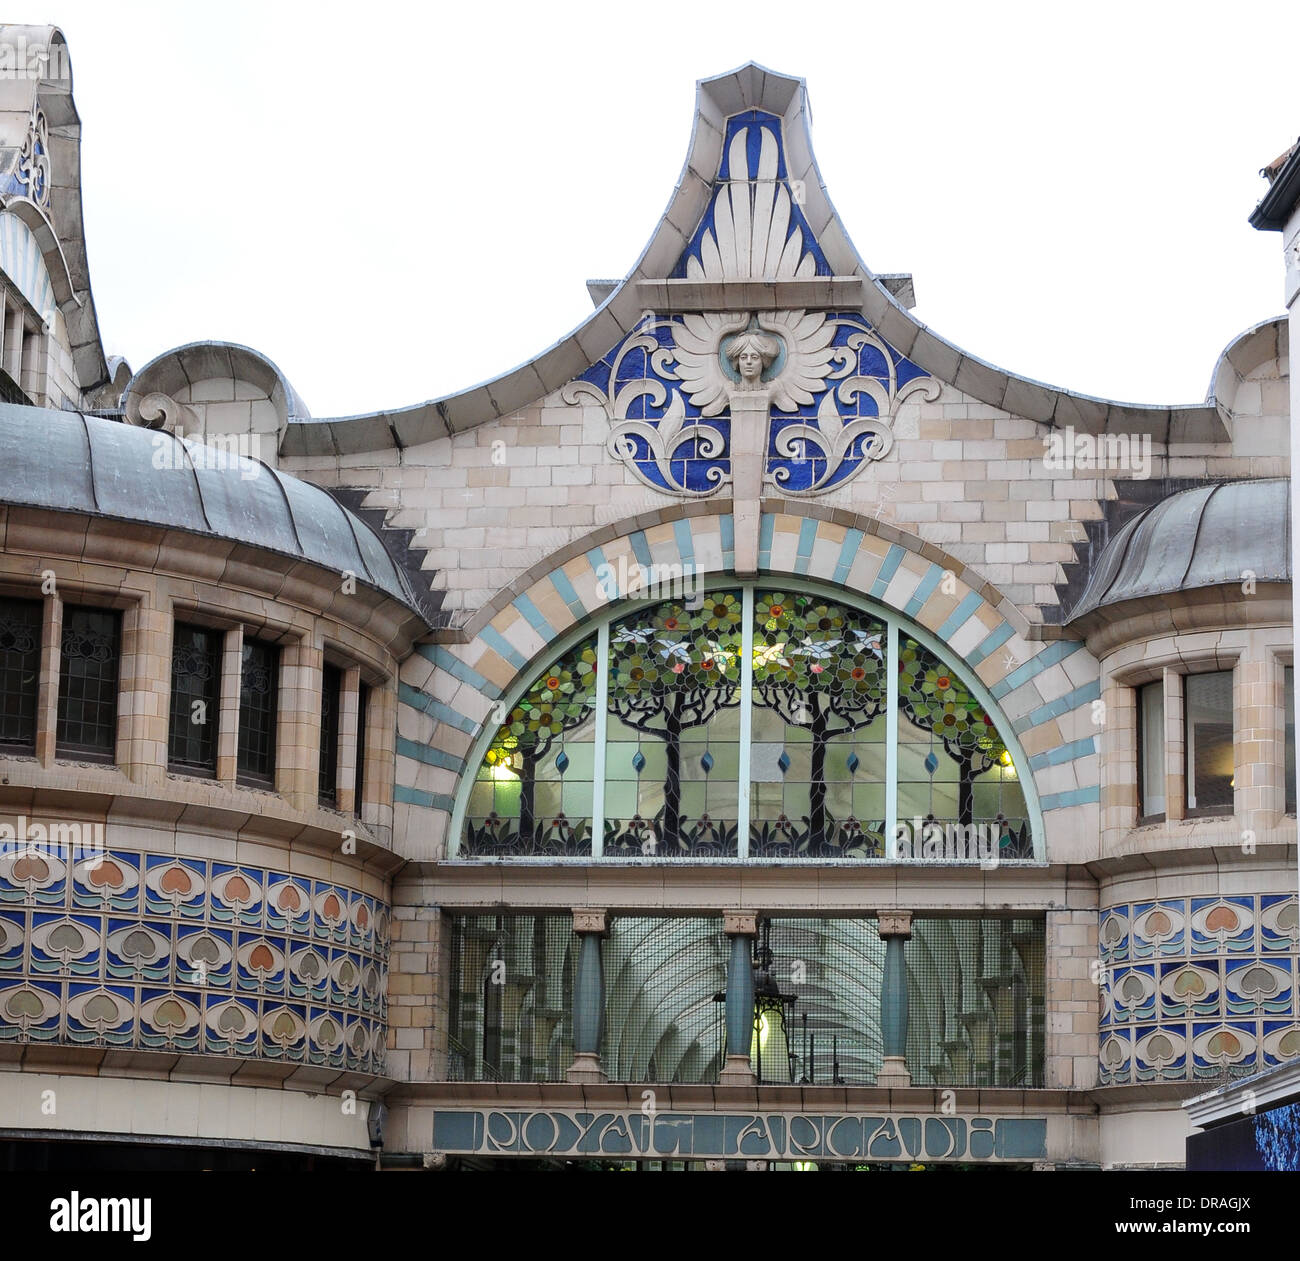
737;348;763;383
725;331;780;390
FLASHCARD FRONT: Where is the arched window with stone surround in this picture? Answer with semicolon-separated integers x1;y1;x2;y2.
455;584;1041;862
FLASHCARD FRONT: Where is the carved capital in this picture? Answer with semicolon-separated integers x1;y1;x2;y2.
571;908;609;936
877;910;913;939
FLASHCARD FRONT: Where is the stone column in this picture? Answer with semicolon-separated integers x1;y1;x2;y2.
567;908;609;1083
719;911;758;1086
877;910;912;1088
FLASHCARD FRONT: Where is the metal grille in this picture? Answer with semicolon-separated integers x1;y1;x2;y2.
447;913;578;1082
768;917;885;1085
318;663;341;805
167;623;222;774
55;606;120;760
0;597;41;753
908;915;1045;1087
600;916;728;1082
237;638;278;786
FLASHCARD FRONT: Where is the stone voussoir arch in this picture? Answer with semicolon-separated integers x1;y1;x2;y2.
395;505;1102;832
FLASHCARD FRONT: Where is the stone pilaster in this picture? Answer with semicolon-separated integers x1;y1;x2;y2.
1044;909;1099;1090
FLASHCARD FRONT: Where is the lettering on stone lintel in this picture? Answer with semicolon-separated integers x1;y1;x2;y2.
433;1110;1046;1162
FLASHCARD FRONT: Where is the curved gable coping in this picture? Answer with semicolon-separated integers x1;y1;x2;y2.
279;61;1226;459
0;25;110;393
123;340;310;431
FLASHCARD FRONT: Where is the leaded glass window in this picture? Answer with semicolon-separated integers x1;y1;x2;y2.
237;639;278;787
896;636;1029;856
605;592;743;857
0;597;41;754
319;663;341;806
55;606;120;761
466;638;598;855
458;586;1038;861
168;623;222;774
750;592;887;858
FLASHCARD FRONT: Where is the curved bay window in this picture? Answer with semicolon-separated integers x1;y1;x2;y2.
459;585;1037;861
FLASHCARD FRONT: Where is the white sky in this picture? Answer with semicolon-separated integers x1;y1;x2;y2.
44;0;1299;418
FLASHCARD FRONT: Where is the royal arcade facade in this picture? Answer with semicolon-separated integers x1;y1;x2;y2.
0;33;1297;1170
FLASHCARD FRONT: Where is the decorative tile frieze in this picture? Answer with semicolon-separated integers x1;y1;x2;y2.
0;848;390;1074
1098;895;1300;1084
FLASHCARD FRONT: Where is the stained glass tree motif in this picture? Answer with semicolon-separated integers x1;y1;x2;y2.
605;593;743;854
468;636;598;855
897;636;1007;826
751;592;888;856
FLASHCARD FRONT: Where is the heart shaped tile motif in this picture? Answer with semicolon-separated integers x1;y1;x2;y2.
271;1011;298;1040
12;855;49;882
297;951;323;980
1205;1030;1242;1059
350;1026;367;1054
1279;1030;1300;1056
248;943;275;972
1205;905;1240;933
188;936;220;964
47;923;86;953
1101;916;1125;946
217;1005;247;1034
222;875;251;903
82;993;120;1024
87;860;124;889
1276;902;1299;932
1172;969;1207;997
1120;974;1147;1002
1102;1038;1125;1066
120;929;162;960
276;884;302;912
336;960;357;988
151;999;188;1029
316;1018;339;1047
4;989;44;1019
1236;965;1278;997
159;866;193;896
1143;1034;1174;1061
1142;910;1171;937
322;893;342;921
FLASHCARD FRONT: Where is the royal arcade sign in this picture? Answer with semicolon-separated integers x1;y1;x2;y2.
431;1109;1048;1164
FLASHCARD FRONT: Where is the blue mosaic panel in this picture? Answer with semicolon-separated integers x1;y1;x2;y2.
0;847;389;1073
1099;895;1300;1084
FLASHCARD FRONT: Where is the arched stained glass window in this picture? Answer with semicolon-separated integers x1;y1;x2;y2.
456;585;1039;862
